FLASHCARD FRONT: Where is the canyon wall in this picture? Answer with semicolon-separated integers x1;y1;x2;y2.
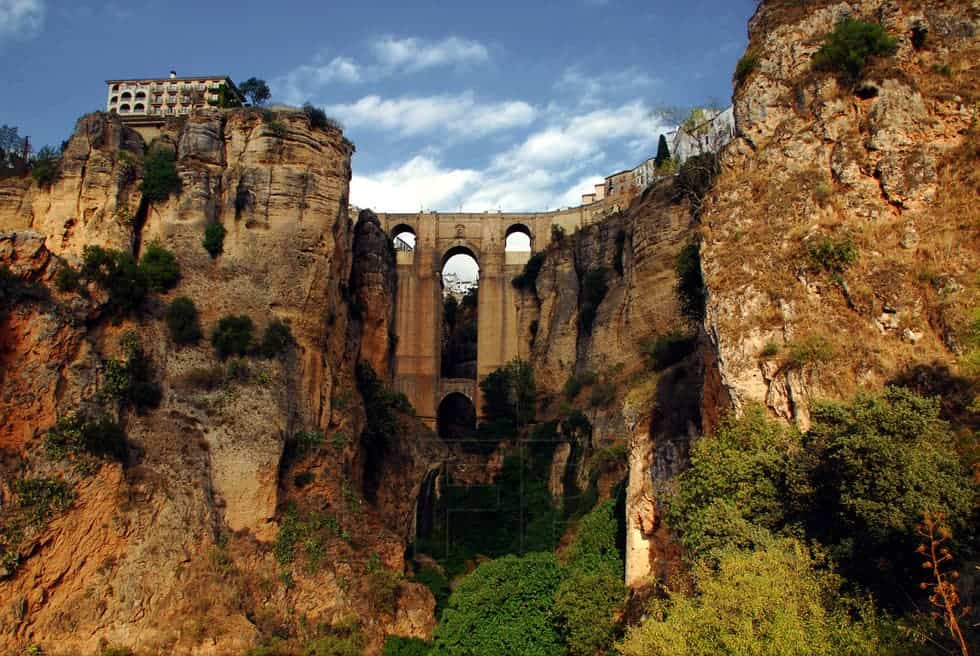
0;109;436;654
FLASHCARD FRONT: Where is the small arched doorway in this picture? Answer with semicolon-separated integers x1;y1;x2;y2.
391;224;417;252
441;246;479;379
437;393;477;440
504;223;533;252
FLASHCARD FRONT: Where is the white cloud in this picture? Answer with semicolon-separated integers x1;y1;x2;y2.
371;36;489;73
276;56;362;105
326;92;536;138
352;100;671;213
351;156;479;212
0;0;45;44
274;35;491;105
555;66;659;106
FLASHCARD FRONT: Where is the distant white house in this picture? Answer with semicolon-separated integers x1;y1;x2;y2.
667;106;735;164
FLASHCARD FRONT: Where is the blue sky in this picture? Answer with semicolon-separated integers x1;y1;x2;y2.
1;0;754;212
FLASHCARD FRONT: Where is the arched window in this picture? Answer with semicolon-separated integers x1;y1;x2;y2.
504;223;533;252
110;96;118;104
441;246;479;380
111;84;119;92
133;103;145;112
391;224;416;251
135;91;147;100
119;104;131;113
121;91;132;100
437;393;477;440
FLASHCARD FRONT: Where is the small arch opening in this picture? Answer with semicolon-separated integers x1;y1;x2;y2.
120;91;132;100
119;104;131;113
441;246;479;379
437;393;477;441
505;224;533;252
135;91;147;100
392;224;416;251
110;96;118;104
133;103;145;112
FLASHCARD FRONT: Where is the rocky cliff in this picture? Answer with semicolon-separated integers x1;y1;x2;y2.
0;110;435;654
702;0;979;427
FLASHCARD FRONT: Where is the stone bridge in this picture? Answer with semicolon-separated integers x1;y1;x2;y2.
376;208;601;429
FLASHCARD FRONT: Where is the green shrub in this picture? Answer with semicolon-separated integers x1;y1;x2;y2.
786;334;835;368
291;429;324;457
274;506;346;569
807;235;857;275
673;153;720;215
812;19;898;83
382;636;431;656
260;319;294;358
479;360;536;427
512;251;546;290
31;146;60;188
302;103;342;131
102;331;162;412
560;410;592;443
590;443;627;471
734;51;759;86
579;267;608;334
555;567;624;656
666;405;802;561
165;297;201;344
563;374;583;399
433;553;564;656
804;387;974;569
588;380;616;407
12;477;73;526
415;566;451;617
138;242;180;292
80;246;146;315
54;264;79;292
202;222;226;258
675;240;706;322
45;411;127;461
760;341;780;357
618;539;906;656
640;331;697;370
211;314;254;359
141;144;180;202
73;243;179;315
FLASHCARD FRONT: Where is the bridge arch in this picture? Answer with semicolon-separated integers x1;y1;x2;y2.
437;392;477;440
391;223;417;251
504;223;534;252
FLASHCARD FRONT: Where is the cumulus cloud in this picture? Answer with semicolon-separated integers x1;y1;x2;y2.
326;92;536;139
555;66;659;106
351;100;671;213
371;36;489;73
351;155;479;211
274;35;491;105
276;56;362;105
0;0;45;44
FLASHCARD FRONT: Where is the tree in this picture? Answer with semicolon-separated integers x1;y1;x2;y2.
0;125;26;164
618;540;905;656
654;134;671;168
239;77;271;106
432;553;564;656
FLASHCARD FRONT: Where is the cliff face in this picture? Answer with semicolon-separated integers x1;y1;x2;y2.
0;111;434;654
516;184;701;586
701;0;980;426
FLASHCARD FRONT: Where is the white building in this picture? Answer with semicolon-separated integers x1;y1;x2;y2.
105;71;243;120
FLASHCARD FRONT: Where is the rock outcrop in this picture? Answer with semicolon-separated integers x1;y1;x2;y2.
701;0;980;425
0;110;435;654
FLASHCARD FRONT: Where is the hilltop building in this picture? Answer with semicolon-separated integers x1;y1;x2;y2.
105;71;243;123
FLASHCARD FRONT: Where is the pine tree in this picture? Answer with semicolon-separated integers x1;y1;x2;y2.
654;134;671;167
